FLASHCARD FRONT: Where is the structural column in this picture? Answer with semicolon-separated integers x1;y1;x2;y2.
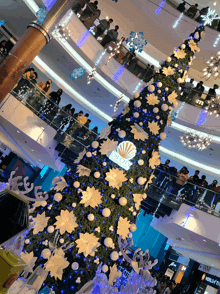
0;0;74;102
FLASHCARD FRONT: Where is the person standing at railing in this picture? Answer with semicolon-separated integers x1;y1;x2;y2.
180;78;194;102
71;113;90;138
80;0;98;22
94;18;113;39
185;3;198;19
190;81;204;105
204;180;218;207
52;103;72;131
177;1;186;13
155;159;170;188
196;6;209;23
185;170;200;203
72;0;85;14
37;80;52;97
0;40;8;61
41;88;63;122
101;25;119;47
25;79;52;113
13;68;35;95
84;8;101;29
204;84;219;108
170;167;189;198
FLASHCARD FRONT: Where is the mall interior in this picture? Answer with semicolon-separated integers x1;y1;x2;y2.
1;0;220;293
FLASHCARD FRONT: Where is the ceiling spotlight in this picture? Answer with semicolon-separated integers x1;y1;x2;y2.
17;130;20;133
203;239;206;242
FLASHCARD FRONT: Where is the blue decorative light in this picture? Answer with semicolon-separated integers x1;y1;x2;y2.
113;65;125;82
77;30;90;47
196;109;207;126
155;0;167;15
213;33;220;48
70;66;86;80
173;13;184;29
36;7;47;25
126;32;147;53
44;0;57;11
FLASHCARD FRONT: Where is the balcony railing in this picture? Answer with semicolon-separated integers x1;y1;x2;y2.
144;166;220;218
9;76;99;163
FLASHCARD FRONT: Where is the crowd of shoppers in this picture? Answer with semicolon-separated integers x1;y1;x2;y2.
152;272;188;294
179;79;219;108
12;68;99;147
152;159;220;211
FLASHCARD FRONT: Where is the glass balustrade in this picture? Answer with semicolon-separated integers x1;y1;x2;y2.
145;166;220;218
8;75;99;162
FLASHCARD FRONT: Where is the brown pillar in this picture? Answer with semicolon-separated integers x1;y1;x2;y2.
0;25;48;101
0;0;75;102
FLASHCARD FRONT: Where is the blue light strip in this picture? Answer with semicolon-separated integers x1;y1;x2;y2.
173;13;184;29
113;65;125;82
77;30;90;47
213;33;220;48
40;166;50;178
196;110;207;126
155;0;166;15
44;0;57;11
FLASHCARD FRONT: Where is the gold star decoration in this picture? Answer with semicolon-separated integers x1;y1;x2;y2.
76;232;100;257
131;124;148;141
99;138;118;155
145;174;154;190
162;66;175;76
149;150;161;169
168;91;178;105
32;212;50;234
95;227;101;233
174;49;186;59
188;39;199;52
148;121;160;135
105;168;127;189
129;206;134;212
133;193;147;210
146;93;159;105
54;210;78;235
117;217;131;239
45;248;69;280
80;186;102;208
76;164;91;177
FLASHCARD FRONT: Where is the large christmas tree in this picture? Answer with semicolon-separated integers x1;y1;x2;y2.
24;25;205;293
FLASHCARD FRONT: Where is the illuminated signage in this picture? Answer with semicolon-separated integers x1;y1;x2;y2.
108;141;136;171
205;276;220;287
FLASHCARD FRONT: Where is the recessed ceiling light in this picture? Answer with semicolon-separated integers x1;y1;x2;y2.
31;149;34;152
17;130;20;133
110;104;113;107
203;239;206;242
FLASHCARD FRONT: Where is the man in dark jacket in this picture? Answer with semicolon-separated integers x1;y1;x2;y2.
95;18;113;39
101;25;119;47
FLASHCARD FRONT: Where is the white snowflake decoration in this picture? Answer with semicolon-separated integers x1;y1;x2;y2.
201;8;220;26
126;32;148;53
36;7;47;25
70;66;86;80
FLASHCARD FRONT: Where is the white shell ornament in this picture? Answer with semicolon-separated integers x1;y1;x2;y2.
117;141;137;160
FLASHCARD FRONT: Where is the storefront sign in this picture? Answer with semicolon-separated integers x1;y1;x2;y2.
205;276;220;287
